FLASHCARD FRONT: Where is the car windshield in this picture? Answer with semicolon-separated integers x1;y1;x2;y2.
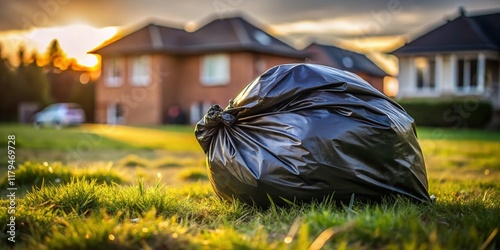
42;103;82;111
43;105;59;111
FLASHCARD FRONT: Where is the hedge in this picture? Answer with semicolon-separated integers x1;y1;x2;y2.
395;98;493;128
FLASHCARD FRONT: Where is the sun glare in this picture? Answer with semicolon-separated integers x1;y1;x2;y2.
184;21;198;32
383;76;399;97
29;24;117;69
0;24;117;69
271;18;368;36
78;54;100;68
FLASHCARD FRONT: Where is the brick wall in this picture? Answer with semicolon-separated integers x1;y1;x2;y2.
95;54;167;125
96;52;303;125
356;72;384;93
176;52;303;123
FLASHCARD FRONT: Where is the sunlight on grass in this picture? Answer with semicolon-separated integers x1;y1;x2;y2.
0;161;125;190
118;154;204;169
1;177;497;249
420;139;500;182
177;168;208;181
0;125;499;249
82;124;200;152
118;154;150;168
0;124;138;150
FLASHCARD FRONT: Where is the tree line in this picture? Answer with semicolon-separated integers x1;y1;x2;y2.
0;39;94;122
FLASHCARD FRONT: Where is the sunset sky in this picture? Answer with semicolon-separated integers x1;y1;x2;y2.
0;0;498;74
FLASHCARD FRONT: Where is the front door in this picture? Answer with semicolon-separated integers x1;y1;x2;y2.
107;103;124;124
190;101;213;124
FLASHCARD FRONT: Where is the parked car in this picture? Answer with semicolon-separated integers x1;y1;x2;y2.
33;103;86;128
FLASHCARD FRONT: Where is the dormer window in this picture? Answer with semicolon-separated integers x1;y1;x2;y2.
253;31;272;46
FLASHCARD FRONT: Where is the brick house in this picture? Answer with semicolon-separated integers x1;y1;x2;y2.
90;16;306;125
304;43;388;92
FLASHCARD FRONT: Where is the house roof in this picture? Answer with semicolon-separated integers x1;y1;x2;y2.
90;16;306;58
392;9;500;55
89;24;187;55
305;43;388;77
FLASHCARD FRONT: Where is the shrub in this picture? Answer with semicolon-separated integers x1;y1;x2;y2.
396;98;493;128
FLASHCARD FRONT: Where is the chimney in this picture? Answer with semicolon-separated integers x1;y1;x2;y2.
459;6;466;16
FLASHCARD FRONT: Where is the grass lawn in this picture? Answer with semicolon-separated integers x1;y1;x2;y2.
0;124;499;249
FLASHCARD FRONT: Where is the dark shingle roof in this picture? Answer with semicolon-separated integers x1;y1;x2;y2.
90;16;305;58
180;17;305;57
392;10;500;55
305;43;388;77
89;24;187;55
471;12;500;47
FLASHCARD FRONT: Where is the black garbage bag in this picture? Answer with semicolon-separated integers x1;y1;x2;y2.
195;63;430;206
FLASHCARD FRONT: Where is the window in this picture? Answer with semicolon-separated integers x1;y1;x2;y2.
130;55;151;86
456;58;478;91
485;60;499;88
105;57;124;87
190;101;213;124
414;57;435;89
253;31;272;46
107;103;125;124
201;54;230;85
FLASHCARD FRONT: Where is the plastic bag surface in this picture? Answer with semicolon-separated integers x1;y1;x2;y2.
195;64;430;206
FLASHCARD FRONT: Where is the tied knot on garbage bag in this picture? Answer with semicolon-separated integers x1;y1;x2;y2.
204;104;236;127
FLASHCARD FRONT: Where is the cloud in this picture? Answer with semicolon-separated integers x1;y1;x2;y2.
0;0;498;46
271;18;368;36
0;0;497;32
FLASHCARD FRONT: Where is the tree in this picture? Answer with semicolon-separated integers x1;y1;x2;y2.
69;75;95;122
45;39;67;71
0;39;91;122
17;44;26;68
0;44;16;121
15;47;50;102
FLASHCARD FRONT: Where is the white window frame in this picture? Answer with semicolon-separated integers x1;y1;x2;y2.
130;55;151;86
456;56;478;93
414;57;436;90
105;57;124;87
200;54;230;86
